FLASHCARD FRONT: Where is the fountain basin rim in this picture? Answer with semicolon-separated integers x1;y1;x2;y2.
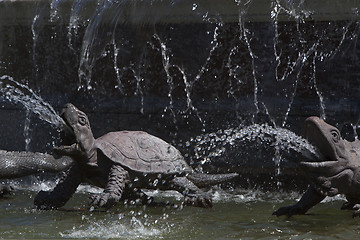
0;0;360;26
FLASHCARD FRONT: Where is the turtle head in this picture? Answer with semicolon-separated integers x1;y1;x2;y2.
60;103;95;157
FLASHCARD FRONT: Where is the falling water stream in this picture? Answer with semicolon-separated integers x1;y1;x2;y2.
1;0;360;239
0;75;65;129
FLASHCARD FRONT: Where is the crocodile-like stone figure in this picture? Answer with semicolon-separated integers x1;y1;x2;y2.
0;150;73;196
0;150;73;179
34;103;238;210
273;116;360;218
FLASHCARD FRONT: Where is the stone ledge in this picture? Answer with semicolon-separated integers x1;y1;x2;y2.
0;0;359;27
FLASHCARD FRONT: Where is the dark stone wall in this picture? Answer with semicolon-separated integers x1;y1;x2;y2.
1;9;360;188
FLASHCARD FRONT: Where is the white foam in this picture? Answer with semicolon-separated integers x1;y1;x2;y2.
60;215;168;239
210;187;347;204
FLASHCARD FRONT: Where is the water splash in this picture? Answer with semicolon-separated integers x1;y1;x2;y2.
31;13;41;82
60;0;346;128
154;34;177;121
60;212;169;239
238;15;259;117
49;0;67;23
151;34;204;124
190;123;321;170
23;110;32;151
210;186;347;204
0;75;65;129
112;37;125;95
77;0;122;90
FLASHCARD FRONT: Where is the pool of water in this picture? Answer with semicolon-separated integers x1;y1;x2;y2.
0;184;359;239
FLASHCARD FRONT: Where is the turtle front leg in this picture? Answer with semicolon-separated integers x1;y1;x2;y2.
89;164;129;209
169;176;212;208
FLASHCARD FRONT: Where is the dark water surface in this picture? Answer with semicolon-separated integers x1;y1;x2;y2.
0;187;359;239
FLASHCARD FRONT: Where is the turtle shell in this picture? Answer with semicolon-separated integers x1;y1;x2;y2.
95;131;192;174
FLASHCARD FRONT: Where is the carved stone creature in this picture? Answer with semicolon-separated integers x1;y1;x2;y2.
34;103;238;210
0;150;73;196
273;116;360;218
0;150;73;179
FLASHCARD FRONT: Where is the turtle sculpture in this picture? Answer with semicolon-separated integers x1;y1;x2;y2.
34;103;238;209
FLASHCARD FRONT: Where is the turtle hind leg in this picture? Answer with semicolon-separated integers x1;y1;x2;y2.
89;165;129;209
169;176;212;208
